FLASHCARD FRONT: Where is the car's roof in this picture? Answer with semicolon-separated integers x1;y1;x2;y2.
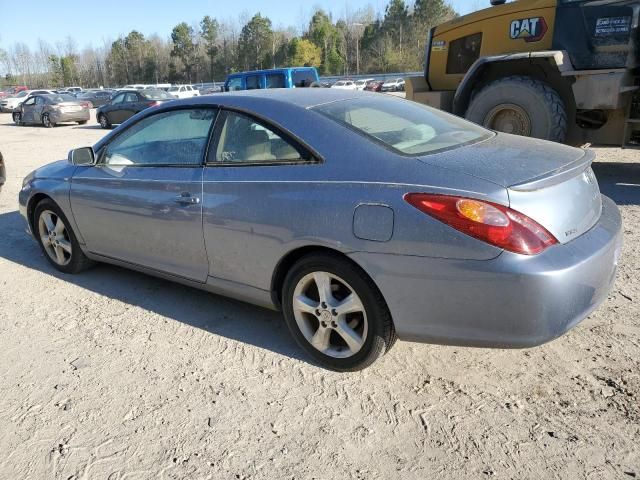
226;67;317;78
177;88;363;109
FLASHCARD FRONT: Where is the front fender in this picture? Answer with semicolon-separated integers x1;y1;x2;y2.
453;50;573;115
20;168;86;245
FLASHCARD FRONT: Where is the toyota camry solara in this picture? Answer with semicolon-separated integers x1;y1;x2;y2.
19;89;622;371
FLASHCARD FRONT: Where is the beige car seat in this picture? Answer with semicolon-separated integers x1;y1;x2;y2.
245;130;276;161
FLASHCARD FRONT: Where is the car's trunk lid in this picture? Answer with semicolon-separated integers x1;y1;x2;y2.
418;133;602;244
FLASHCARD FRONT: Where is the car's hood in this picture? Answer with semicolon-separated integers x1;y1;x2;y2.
417;132;590;188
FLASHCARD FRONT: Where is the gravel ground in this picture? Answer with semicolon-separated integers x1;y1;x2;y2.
0;110;638;480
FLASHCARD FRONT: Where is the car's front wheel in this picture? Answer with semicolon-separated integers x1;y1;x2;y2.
12;112;22;125
282;253;396;371
34;199;94;274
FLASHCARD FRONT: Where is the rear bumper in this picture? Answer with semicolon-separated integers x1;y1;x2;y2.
50;110;90;123
348;195;622;348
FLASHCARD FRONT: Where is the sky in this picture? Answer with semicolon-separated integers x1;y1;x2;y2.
0;0;482;51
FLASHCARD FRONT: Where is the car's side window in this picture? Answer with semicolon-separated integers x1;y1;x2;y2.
266;74;285;89
245;75;262;90
102;108;218;167
35;96;46;105
23;97;36;106
111;93;125;104
211;111;310;164
226;78;242;91
124;93;138;103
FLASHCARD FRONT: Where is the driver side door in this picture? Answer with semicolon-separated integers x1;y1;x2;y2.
105;93;126;124
70;107;218;282
20;96;37;123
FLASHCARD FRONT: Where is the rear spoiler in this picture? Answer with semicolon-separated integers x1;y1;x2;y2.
509;149;595;192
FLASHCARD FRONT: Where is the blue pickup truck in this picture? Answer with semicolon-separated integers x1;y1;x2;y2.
224;67;320;91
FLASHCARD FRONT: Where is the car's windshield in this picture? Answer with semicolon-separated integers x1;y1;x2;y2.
168;86;179;92
334;81;345;86
313;96;492;155
141;89;174;100
15;91;29;98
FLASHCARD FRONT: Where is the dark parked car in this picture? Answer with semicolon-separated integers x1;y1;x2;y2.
77;90;114;108
96;89;175;128
0;151;5;192
13;94;90;127
364;81;384;92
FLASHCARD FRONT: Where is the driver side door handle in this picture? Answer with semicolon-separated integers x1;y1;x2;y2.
173;193;200;205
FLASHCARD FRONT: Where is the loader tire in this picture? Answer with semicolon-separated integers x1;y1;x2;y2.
465;75;567;143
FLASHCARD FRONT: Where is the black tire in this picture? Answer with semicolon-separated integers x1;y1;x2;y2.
282;252;396;371
465;75;567;143
77;120;88;125
41;113;55;128
33;198;94;274
98;113;111;129
12;112;23;126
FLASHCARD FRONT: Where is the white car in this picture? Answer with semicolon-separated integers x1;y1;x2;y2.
331;80;358;91
354;78;375;91
381;78;405;92
167;85;200;99
0;89;55;112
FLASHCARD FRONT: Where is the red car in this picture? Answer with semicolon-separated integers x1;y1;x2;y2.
364;81;384;92
0;86;28;99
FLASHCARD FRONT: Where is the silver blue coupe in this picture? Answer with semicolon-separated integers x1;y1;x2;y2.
19;90;622;370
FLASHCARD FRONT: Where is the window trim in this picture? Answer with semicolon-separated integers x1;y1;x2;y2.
206;107;322;167
96;106;220;168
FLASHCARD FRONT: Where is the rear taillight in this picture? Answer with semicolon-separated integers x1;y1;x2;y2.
404;193;558;255
147;101;161;107
80;101;91;108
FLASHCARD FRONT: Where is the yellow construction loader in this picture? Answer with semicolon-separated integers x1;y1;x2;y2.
405;0;640;145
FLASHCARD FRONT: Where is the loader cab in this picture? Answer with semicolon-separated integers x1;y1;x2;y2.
425;0;557;91
553;0;639;70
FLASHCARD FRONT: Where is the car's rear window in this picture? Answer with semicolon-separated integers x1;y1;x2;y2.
141;90;174;100
312;96;491;155
292;70;317;88
44;94;76;103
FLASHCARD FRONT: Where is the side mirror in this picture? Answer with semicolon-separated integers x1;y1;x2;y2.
69;147;95;166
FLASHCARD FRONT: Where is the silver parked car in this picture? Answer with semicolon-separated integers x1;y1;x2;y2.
18;90;622;371
13;94;90;127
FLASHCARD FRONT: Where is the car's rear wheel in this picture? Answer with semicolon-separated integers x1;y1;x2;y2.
282;253;396;371
42;113;54;128
34;199;93;274
98;113;110;129
12;112;22;125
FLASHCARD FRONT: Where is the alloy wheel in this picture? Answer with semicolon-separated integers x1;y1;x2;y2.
12;112;21;125
292;271;368;358
99;114;108;128
42;113;52;128
37;210;72;266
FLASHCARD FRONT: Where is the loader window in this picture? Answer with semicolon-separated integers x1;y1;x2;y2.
446;33;482;74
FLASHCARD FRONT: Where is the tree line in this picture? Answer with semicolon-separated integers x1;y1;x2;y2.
0;0;456;88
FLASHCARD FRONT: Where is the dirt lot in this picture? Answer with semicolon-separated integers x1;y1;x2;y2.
0;110;638;480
